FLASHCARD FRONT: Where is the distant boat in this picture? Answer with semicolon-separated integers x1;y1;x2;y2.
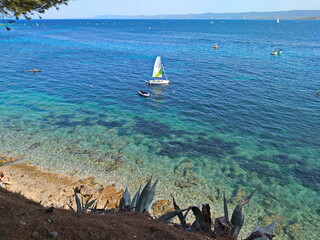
24;68;41;72
277;17;280;23
146;56;171;85
271;49;283;55
213;44;219;49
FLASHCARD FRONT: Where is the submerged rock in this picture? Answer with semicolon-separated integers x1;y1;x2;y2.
105;158;125;172
174;180;192;188
136;158;143;164
207;194;215;203
285;222;302;240
28;142;42;150
66;145;95;155
174;159;201;188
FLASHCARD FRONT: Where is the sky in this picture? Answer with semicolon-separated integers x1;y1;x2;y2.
41;0;320;19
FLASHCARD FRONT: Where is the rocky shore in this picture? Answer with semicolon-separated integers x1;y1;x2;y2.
0;152;307;240
0;153;219;240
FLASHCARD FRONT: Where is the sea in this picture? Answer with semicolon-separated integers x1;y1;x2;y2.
0;19;319;239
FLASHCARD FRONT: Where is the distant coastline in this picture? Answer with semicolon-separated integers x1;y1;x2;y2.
95;10;320;20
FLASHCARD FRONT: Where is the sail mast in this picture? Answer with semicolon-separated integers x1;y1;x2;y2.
162;64;168;80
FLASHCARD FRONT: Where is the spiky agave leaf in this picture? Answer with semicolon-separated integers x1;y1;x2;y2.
66;203;75;212
84;198;97;211
231;208;245;237
171;195;187;227
245;220;279;240
160;208;189;222
91;202;98;213
143;179;158;212
231;190;256;238
136;178;152;212
122;187;131;208
74;191;82;212
130;185;141;211
81;192;84;211
223;191;229;221
245;220;278;240
136;178;158;212
250;220;261;234
260;220;278;235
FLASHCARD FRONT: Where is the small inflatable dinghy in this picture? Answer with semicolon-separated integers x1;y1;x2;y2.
138;90;150;97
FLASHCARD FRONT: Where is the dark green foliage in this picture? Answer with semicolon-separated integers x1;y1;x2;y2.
0;0;70;19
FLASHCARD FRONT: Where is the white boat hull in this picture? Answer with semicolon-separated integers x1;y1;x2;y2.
147;79;171;85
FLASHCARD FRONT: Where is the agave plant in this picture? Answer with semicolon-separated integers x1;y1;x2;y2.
161;189;257;239
68;187;97;213
120;178;158;213
159;196;212;232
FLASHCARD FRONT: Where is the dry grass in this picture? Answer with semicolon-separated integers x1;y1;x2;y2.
0;188;214;240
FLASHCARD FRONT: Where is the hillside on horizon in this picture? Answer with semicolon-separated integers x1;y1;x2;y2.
95;10;320;20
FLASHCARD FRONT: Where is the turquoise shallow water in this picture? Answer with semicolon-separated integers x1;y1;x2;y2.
0;19;319;238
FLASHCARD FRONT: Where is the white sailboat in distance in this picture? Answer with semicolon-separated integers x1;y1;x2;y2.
147;56;171;85
277;17;280;23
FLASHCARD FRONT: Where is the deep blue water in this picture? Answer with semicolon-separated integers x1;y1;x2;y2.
0;19;319;238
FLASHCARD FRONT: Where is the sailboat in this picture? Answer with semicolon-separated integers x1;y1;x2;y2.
147;56;171;85
276;17;280;23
